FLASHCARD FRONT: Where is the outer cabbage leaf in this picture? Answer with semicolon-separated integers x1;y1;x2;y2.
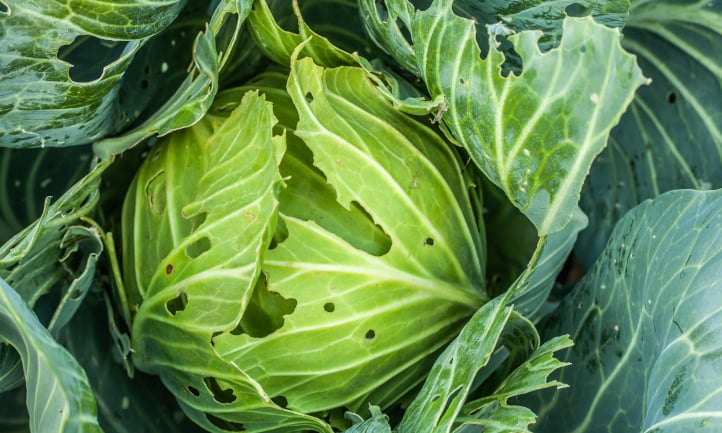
122;91;330;433
60;294;207;433
0;0;185;148
361;0;630;75
578;0;722;268
0;152;107;401
212;55;486;418
0;277;102;433
410;5;646;235
396;291;572;433
0;146;92;244
343;406;392;433
533;189;722;432
362;0;645;234
95;0;254;158
247;0;357;68
455;335;572;433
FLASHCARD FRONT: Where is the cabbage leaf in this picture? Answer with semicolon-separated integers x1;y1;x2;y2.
578;0;722;267
533;189;722;432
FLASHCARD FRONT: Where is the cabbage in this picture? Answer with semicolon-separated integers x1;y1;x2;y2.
121;59;487;431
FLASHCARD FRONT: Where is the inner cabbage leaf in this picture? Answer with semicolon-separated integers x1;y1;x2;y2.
212;55;488;416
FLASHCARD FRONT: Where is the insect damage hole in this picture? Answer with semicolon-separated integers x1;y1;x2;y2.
187;386;200;397
204;377;237;404
565;3;592;17
166;292;188;315
305;91;314;103
424;237;434;246
364;329;376;341
667;91;677;104
0;1;9;15
185;236;211;259
272;395;288;408
323;302;335;312
57;35;128;82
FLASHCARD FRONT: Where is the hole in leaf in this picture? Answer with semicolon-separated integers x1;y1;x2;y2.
269;217;289;250
185;211;208;234
305;92;314;103
279;140;392;256
443;387;463;413
166;292;188;315
667;91;677;104
565;3;592;17
580;45;587;53
430;394;440;403
57;36;128;82
365;329;376;341
0;1;8;15
144;170;167;215
165;263;174;275
231;273;296;338
187;386;200;397
272;395;288;408
210;331;223;347
395;17;413;47
204;377;237;403
323;302;335;312
185;236;211;259
424;237;434;246
205;413;246;431
140;79;149;89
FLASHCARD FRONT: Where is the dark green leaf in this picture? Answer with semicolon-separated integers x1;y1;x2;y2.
0;277;102;432
94;0;254;158
534;189;722;432
578;0;722;268
0;146;93;244
61;294;207;433
0;0;185;148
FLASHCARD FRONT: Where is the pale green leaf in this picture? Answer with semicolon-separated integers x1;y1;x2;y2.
411;4;646;234
212;57;486;421
533;189;722;432
122;90;330;432
0;277;102;433
247;0;356;68
397;295;513;433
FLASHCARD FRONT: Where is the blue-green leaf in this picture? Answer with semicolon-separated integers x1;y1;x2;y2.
0;277;102;432
94;0;254;158
0;0;185;148
533;189;722;432
578;0;722;268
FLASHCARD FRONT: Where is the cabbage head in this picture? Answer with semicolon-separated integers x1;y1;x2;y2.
121;57;488;432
